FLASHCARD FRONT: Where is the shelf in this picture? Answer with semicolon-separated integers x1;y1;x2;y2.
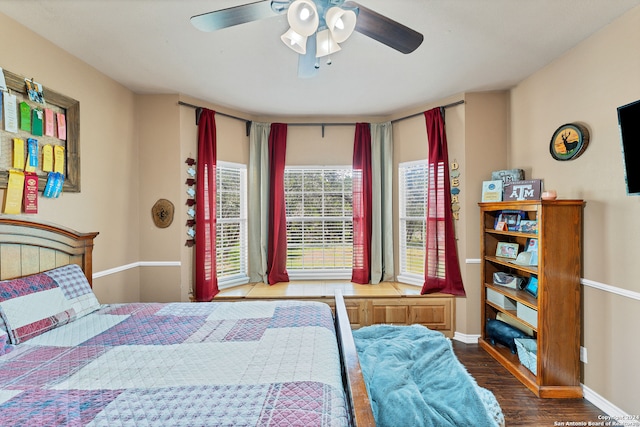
484;255;538;275
484;228;538;239
479;338;539;394
485;283;537;308
486;300;517;317
485;301;538;332
479;338;583;399
479;338;535;376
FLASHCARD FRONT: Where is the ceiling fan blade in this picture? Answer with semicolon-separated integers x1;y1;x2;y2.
343;1;423;54
191;1;277;32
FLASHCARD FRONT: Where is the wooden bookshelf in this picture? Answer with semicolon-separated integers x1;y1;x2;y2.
479;200;584;398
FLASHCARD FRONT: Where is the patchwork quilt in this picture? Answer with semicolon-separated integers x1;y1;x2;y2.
0;300;349;427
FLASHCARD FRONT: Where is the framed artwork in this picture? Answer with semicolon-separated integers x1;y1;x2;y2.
1;68;80;192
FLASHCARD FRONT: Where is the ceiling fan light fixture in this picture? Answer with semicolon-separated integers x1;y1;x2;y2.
325;7;356;43
315;29;341;58
192;0;425;77
281;28;307;54
287;0;319;37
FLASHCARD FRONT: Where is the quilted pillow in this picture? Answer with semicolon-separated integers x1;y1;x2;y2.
43;264;100;319
0;264;99;344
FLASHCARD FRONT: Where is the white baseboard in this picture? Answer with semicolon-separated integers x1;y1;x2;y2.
582;384;640;425
453;332;480;344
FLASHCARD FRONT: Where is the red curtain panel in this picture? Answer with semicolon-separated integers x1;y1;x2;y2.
195;109;219;301
267;123;290;284
352;123;372;284
421;108;465;296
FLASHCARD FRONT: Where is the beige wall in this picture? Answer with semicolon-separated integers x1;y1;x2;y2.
461;92;510;335
285;125;354;166
0;13;141;303
510;5;640;414
136;95;182;302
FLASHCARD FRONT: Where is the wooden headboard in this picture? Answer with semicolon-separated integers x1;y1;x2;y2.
0;217;98;285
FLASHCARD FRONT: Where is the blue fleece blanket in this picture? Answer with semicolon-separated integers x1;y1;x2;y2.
353;324;504;427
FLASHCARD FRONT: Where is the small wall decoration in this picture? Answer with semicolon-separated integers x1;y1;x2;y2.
450;160;460;220
550;123;590;161
151;199;174;228
185;157;196;246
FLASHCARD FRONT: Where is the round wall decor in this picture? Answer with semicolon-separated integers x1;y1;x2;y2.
550;123;590;161
151;199;175;228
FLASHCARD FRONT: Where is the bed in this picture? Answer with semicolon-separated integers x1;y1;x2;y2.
0;217;375;426
0;218;504;427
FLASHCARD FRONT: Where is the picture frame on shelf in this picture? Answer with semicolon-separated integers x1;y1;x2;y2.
494;221;508;231
526;238;539;265
518;220;538;234
494;210;526;231
496;242;519;259
524;276;538;298
482;180;503;202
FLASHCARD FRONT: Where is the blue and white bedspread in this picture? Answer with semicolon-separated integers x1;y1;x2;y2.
0;301;349;427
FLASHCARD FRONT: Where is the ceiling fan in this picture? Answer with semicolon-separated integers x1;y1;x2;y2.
191;0;424;77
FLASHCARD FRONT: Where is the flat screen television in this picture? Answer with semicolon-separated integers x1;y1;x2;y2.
617;99;640;195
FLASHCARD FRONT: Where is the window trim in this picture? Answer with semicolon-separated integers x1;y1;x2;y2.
216;160;249;289
397;159;428;287
284;165;353;280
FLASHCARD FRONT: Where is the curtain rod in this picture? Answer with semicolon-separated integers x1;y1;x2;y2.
391;100;465;124
178;99;465;136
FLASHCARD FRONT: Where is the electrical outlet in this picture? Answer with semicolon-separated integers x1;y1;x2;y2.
580;346;588;363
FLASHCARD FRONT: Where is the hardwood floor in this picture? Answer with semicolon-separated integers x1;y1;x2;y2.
452;340;607;426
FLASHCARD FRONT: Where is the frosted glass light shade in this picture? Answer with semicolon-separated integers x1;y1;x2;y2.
281;28;307;54
315;29;341;58
325;7;356;43
287;0;319;37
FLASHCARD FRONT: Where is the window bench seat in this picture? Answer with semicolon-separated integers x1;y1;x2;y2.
214;281;455;337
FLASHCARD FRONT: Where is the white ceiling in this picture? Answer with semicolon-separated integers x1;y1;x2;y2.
1;0;639;118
